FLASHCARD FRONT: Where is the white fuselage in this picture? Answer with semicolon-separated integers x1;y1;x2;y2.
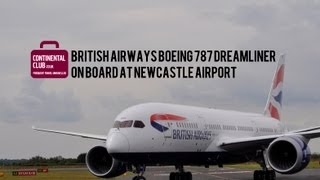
106;103;287;164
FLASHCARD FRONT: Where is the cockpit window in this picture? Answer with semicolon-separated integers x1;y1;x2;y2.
113;120;144;129
113;120;133;128
120;120;133;128
133;120;145;128
113;121;120;128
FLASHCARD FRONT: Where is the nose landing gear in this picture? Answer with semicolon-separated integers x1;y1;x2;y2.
132;165;146;180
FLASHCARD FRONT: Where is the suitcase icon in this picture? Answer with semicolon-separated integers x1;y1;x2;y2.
31;41;68;78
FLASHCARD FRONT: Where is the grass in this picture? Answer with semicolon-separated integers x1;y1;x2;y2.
307;160;320;169
0;170;98;180
0;168;135;180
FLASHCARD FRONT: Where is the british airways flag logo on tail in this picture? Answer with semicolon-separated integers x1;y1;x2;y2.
265;54;285;120
150;113;186;132
269;64;284;120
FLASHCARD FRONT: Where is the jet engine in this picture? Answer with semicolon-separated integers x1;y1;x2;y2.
267;136;311;174
86;146;126;178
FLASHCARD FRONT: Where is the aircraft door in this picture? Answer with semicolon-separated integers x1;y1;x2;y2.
163;122;172;138
195;114;209;151
251;120;259;135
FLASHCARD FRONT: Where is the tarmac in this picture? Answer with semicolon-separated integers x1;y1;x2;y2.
119;166;320;180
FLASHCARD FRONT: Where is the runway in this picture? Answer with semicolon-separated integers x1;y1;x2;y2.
120;166;320;180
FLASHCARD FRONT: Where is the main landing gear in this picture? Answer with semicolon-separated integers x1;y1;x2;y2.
132;165;146;180
254;170;276;180
253;150;276;180
169;165;192;180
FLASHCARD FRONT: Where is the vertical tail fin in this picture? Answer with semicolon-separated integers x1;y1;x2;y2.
263;54;285;120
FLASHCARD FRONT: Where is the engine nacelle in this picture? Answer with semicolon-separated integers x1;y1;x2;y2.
86;146;126;178
267;136;311;174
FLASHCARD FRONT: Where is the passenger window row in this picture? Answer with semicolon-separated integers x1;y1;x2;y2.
176;122;198;129
259;127;274;133
206;124;254;132
237;126;254;132
223;125;237;131
207;124;222;130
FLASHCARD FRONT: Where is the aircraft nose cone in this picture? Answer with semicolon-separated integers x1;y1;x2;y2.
107;132;130;153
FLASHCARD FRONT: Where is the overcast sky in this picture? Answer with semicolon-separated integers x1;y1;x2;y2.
1;0;320;159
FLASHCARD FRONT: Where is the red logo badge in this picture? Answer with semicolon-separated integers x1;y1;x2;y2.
31;41;68;78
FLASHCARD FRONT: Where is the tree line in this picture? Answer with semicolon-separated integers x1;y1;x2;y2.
0;153;86;166
0;153;319;166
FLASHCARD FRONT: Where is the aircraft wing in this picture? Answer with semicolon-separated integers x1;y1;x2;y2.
288;126;320;133
218;130;320;152
32;126;107;141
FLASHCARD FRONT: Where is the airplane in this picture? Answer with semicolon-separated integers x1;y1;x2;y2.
33;54;320;180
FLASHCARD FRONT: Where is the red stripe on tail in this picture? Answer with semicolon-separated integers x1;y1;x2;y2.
273;65;284;89
268;103;280;120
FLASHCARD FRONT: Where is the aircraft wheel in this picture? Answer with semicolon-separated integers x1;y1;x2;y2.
175;173;182;180
265;170;276;180
169;172;192;180
253;170;263;180
254;170;276;180
253;170;259;180
169;172;176;180
185;172;192;180
132;176;146;180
